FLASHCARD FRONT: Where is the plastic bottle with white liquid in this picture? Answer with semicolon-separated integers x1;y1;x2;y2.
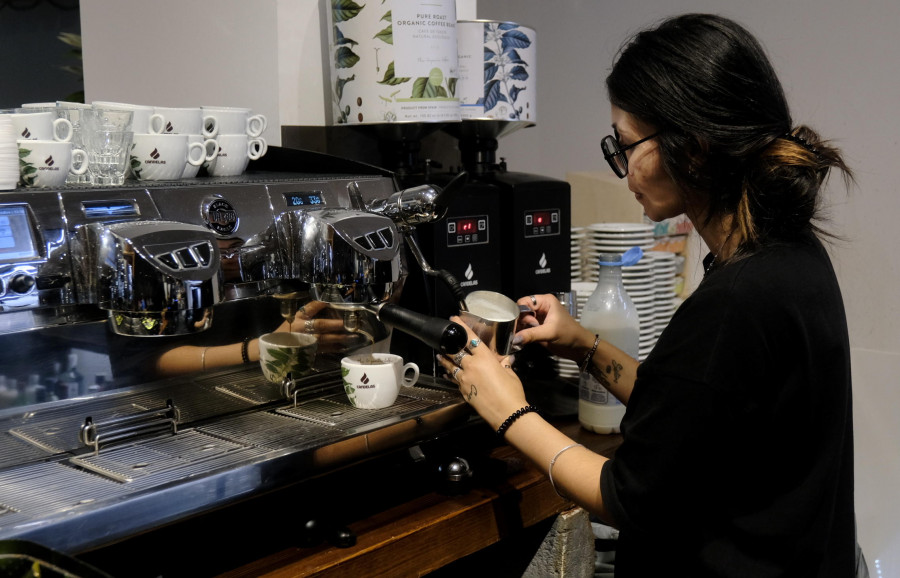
578;253;640;434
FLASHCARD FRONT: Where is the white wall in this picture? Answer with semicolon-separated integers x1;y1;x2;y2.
478;0;900;572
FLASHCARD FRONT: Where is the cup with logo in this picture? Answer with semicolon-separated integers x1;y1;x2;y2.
9;111;73;143
131;133;206;181
340;353;419;409
200;106;267;139
17;139;88;188
152;106;208;136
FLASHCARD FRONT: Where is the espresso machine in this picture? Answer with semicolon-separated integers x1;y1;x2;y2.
0;147;479;569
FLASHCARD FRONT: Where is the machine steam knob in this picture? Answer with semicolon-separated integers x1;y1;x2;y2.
8;273;35;295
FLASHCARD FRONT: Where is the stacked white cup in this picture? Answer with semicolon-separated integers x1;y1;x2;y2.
151;106;218;179
200;106;267;177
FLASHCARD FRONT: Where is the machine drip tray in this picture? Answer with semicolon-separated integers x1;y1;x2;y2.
0;366;470;553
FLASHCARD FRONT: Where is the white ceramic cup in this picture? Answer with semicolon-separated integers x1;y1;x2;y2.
17;139;88;188
340;353;419;410
91;101;164;134
182;135;218;178
152;106;204;135
206;134;266;177
130;133;205;181
201;106;267;138
10;112;73;142
258;332;318;384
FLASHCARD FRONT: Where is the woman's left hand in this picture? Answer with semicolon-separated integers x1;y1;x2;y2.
437;316;530;430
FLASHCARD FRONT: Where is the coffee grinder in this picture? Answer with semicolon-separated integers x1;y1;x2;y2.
388;119;571;378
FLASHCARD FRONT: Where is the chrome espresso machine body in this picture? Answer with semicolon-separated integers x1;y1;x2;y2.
0;147;470;558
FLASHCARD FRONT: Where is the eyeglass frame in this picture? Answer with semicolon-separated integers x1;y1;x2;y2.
601;131;660;178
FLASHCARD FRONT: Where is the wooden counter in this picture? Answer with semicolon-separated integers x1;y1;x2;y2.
217;421;622;578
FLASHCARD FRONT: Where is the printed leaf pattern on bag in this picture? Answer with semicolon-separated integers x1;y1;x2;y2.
331;0;364;123
332;0;364;22
480;22;531;119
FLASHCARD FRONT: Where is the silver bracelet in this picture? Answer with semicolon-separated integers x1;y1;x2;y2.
201;347;208;371
548;443;583;499
579;334;601;373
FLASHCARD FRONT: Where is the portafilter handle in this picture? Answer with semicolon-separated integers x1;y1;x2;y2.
375;303;467;355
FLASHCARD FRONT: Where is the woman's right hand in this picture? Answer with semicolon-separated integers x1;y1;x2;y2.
513;294;595;361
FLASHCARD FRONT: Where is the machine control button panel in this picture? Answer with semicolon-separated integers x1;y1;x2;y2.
524;209;561;238
446;215;488;247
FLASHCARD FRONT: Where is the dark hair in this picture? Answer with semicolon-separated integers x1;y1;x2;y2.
606;13;852;251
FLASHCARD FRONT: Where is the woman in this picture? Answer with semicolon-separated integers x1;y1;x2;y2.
438;13;860;577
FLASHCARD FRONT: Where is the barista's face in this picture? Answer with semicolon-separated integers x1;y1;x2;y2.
610;105;685;222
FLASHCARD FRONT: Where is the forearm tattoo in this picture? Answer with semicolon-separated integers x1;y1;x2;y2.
592;359;624;389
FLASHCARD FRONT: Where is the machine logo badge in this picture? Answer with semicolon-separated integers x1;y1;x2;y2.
535;252;551;275
460;263;479;287
204;198;239;235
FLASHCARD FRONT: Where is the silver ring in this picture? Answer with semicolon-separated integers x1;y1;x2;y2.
304;319;315;333
469;338;480;349
530;295;537;306
452;366;462;380
453;350;468;365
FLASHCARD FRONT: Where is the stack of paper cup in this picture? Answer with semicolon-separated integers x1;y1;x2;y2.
0;115;19;190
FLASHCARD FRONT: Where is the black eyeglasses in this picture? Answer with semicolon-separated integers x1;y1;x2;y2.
601;132;660;178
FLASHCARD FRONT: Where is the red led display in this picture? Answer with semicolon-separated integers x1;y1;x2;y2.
457;219;476;232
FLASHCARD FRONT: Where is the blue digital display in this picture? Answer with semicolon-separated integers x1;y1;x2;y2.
284;192;325;207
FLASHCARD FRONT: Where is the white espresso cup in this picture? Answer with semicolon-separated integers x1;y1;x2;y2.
10;112;73;142
206;134;266;177
258;332;318;384
130;133;205;181
201;106;267;138
340;353;419;410
17;139;88;188
182;135;218;178
152;106;204;135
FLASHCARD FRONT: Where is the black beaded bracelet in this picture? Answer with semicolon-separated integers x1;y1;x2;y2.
241;337;252;364
496;405;540;438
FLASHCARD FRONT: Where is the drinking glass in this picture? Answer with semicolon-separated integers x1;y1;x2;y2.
85;130;133;186
84;108;134;133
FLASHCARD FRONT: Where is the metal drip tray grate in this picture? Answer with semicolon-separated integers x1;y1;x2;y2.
197;411;338;451
0;432;53;470
0;461;125;528
277;385;460;431
69;430;252;483
211;371;284;405
10;403;152;454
